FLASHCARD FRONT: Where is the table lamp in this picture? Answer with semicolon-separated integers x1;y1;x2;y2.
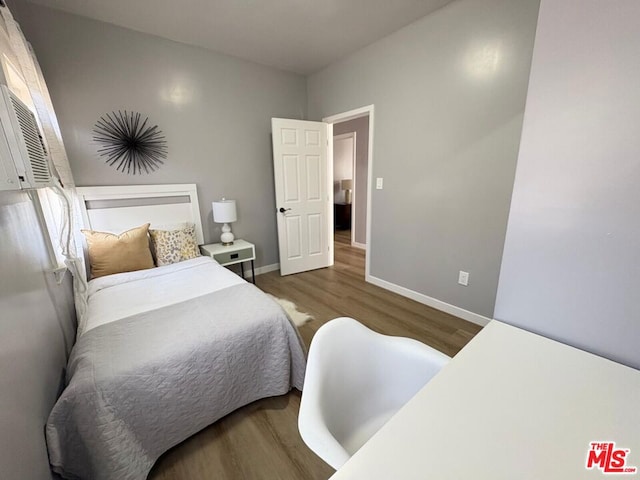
341;179;353;204
212;199;237;246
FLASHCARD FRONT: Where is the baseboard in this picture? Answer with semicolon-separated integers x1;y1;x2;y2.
366;274;491;327
243;262;280;279
351;241;366;250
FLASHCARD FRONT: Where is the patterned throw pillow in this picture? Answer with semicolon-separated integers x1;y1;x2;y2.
149;223;200;266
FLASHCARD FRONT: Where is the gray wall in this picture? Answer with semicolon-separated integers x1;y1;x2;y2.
494;0;640;369
0;192;76;480
308;0;540;318
15;3;307;268
334;116;369;245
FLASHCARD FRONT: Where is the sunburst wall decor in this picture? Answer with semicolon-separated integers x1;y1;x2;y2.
93;110;168;174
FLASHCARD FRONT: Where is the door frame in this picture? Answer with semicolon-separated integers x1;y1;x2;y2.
323;104;374;279
333;132;357;236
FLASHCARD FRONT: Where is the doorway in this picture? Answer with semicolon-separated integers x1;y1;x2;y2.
324;107;373;278
270;106;373;278
322;105;374;278
333;132;356;243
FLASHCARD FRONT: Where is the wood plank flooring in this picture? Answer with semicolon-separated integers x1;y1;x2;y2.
148;231;483;480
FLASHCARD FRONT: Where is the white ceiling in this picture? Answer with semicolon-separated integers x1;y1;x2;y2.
25;0;454;75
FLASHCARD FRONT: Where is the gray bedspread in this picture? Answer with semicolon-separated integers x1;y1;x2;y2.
46;283;306;480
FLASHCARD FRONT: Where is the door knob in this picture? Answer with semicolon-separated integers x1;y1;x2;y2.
279;207;291;213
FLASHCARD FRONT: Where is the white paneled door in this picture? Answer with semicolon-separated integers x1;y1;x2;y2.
272;118;330;276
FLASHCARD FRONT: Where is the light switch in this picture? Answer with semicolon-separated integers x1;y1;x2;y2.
376;177;383;189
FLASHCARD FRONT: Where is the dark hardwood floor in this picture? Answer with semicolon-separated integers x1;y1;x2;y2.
149;231;482;480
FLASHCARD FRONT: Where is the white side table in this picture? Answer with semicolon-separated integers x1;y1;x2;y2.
200;239;256;283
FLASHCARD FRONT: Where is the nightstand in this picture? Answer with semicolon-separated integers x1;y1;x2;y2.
200;239;256;283
334;203;352;230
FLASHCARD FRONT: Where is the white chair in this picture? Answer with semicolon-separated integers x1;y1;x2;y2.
298;317;450;470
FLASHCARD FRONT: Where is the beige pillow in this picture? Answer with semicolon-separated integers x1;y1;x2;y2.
82;223;155;279
149;223;200;266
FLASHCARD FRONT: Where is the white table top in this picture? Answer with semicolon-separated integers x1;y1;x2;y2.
330;321;640;480
200;239;254;255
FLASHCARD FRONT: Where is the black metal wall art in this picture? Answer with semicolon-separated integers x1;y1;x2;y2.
93;111;168;174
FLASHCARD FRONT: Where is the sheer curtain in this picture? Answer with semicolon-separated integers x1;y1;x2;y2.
0;3;87;321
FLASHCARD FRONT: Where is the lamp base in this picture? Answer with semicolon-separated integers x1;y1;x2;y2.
345;189;352;204
220;223;234;246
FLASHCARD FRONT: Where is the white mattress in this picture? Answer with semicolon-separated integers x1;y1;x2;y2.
82;256;245;335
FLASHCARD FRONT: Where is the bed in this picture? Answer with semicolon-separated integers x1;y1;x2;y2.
46;184;306;480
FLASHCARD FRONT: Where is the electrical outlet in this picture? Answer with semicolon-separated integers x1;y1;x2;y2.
376;177;383;189
458;271;469;286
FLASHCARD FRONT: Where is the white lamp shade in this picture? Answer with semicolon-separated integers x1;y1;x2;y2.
340;179;353;190
212;199;237;223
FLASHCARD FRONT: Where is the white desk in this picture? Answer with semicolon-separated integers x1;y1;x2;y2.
330;321;640;480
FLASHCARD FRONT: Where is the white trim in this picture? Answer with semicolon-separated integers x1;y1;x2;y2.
333;132;355;140
323;104;374;279
352;242;366;250
326;122;334;267
366;274;491;327
324;105;374;124
241;262;280;279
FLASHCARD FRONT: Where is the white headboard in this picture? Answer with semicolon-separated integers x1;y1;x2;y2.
75;184;205;244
